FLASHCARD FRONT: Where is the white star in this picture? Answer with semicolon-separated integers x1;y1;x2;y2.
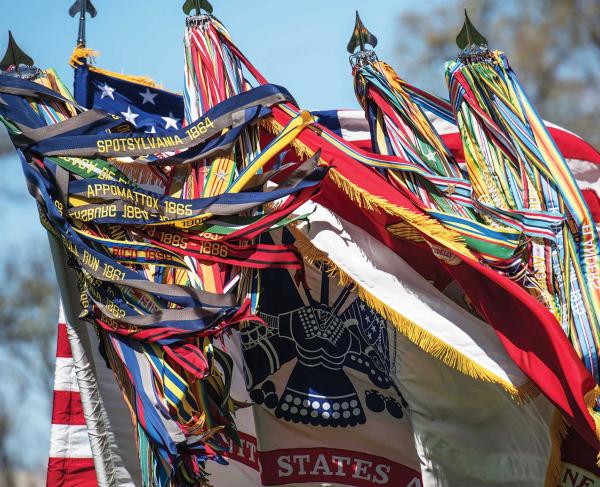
121;106;139;127
172;173;187;185
423;149;436;162
215;170;229;181
162;112;179;130
99;82;115;100
139;88;158;105
145;125;157;134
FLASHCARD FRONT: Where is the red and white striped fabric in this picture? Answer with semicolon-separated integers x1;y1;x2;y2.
46;305;97;487
314;109;600;223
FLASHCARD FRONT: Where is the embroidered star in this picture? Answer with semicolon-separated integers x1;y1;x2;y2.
139;88;158;105
215;170;229;182
121;106;139;127
162;112;179;130
423;149;437;162
172;173;187;185
145;125;157;134
99;82;115;100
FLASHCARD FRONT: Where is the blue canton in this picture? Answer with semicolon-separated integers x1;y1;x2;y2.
74;65;184;135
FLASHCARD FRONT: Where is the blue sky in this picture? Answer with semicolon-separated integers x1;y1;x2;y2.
0;0;428;470
0;0;422;109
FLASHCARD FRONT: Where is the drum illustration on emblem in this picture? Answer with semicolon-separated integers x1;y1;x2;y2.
241;247;408;428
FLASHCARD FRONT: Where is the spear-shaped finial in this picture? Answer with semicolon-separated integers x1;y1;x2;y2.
0;31;34;75
183;0;213;16
68;0;97;47
347;11;378;54
456;10;487;50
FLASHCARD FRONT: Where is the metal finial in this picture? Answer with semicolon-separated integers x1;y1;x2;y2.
69;0;97;47
347;11;378;68
183;0;213;16
456;10;487;50
347;11;378;54
0;31;40;79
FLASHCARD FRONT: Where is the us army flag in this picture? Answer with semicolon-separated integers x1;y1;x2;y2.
292;202;558;487
231;227;423;486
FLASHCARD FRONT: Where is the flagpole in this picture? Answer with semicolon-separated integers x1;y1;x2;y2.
43;4;138;485
77;0;87;46
69;0;97;47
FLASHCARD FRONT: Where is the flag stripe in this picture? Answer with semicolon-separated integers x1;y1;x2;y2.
47;458;98;487
51;391;86;426
47;309;97;486
53;358;80;393
49;424;94;458
56;323;73;358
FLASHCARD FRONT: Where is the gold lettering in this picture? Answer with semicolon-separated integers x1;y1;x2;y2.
102;263;125;281
165;201;194;217
82;250;100;272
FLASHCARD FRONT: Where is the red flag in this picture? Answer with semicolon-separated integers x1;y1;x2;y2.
266;103;600;452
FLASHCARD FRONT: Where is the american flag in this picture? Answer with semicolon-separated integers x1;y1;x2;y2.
47;305;97;486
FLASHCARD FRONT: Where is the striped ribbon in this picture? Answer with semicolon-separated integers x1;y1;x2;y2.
446;51;600;384
353;60;526;261
182;15;267;315
0;64;320;485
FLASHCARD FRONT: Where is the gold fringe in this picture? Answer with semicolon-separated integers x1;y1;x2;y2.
261;113;474;259
583;385;600;465
544;409;568;487
386;222;427;243
265;108;600;467
584;384;600;412
69;46;162;89
327;168;474;259
69;46;99;67
291;228;536;403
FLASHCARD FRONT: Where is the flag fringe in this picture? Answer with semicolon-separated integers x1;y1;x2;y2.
583;385;600;465
291;229;536;404
544;410;568;487
263;106;472;259
326;168;474;259
69;47;162;89
262;110;470;264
